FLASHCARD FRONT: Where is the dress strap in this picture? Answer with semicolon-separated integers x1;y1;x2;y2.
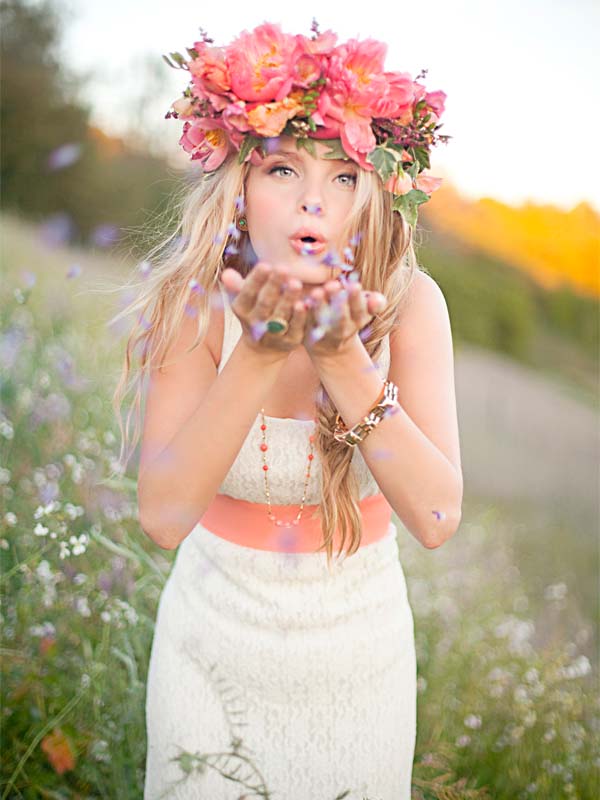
217;284;243;374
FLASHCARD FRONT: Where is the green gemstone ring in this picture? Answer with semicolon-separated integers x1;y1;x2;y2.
266;317;289;335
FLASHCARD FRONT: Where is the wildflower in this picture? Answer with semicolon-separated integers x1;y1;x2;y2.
4;512;17;527
34;523;49;537
59;542;71;559
456;734;470;747
464;714;482;729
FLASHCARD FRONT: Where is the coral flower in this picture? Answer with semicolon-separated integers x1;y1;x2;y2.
415;173;443;195
384;170;414;196
226;23;299;102
247;97;305;137
189;42;231;95
179;120;232;170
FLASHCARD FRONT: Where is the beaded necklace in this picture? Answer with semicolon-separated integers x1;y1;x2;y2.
259;409;317;527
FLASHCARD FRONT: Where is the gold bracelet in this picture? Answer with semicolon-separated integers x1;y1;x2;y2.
332;380;400;447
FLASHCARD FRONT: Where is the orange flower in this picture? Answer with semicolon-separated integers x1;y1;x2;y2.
41;728;76;774
247;97;304;137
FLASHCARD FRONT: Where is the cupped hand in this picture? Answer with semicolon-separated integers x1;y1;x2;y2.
303;279;387;358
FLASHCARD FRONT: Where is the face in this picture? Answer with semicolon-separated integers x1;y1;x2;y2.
243;136;359;290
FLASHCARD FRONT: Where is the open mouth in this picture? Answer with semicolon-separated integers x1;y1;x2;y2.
290;236;327;256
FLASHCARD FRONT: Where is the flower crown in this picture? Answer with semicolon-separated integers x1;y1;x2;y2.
164;20;451;227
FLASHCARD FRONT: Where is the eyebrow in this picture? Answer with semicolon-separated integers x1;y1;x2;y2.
265;149;355;167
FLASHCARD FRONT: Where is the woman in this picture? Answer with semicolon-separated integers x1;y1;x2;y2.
114;21;463;800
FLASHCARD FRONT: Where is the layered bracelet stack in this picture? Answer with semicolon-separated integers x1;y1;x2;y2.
332;380;400;447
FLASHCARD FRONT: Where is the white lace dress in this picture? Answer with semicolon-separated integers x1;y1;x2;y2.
143;287;417;800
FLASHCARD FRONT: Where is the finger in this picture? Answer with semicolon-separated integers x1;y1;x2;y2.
230;262;272;314
287;298;307;340
348;283;370;327
274;277;302;321
254;267;289;319
366;291;387;315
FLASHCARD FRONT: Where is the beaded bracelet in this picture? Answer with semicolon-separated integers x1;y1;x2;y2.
332;380;400;447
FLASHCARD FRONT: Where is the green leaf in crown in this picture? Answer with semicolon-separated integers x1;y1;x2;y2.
366;146;401;183
393;189;430;227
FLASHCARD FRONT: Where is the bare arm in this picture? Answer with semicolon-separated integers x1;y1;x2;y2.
138;338;288;549
137;264;306;549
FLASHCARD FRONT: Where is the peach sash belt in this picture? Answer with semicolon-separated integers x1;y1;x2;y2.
199;493;393;554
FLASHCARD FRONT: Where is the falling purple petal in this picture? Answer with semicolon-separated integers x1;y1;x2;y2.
234;195;245;213
66;263;82;279
91;224;120;248
349;233;363;247
432;510;447;521
224;244;238;256
263;137;281;154
21;271;37;289
343;247;354;262
347;271;360;283
321;249;341;267
359;325;372;342
138;260;152;277
308;325;326;344
188;279;204;295
213;232;225;245
38;213;75;248
305;203;322;216
250;320;268;341
46;143;82;171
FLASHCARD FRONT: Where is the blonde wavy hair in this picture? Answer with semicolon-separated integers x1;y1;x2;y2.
111;150;422;567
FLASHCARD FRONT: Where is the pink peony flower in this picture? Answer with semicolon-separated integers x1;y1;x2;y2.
246;96;305;137
425;90;446;118
415;173;443;195
370;72;415;119
221;101;251;133
189;42;231;95
384;170;414;195
226;23;300;102
179;120;232;171
299;30;337;56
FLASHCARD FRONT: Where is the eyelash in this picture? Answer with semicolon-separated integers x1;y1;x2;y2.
268;165;357;186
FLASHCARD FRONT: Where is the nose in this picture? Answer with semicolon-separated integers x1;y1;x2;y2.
300;200;324;216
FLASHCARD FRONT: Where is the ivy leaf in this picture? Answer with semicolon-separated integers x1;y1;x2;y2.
413;146;431;170
319;139;350;160
237;135;263;164
392;189;430;227
366;146;400;182
296;137;317;157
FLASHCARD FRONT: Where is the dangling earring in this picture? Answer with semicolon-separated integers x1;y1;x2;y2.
237;216;247;231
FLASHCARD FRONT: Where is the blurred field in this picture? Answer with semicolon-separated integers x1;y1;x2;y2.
1;212;598;799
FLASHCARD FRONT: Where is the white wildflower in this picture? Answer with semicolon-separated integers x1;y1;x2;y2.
4;512;17;526
0;420;14;440
59;542;71;559
464;714;482;729
34;523;49;537
0;468;10;485
75;596;91;617
456;734;471;747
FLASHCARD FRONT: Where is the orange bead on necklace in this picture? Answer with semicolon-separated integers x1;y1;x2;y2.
259;410;317;527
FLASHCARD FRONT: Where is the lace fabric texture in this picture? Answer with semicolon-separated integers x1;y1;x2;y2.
144;285;417;799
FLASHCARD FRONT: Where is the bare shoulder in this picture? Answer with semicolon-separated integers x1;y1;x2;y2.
390;268;451;351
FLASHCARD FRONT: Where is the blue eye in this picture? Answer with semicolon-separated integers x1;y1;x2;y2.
269;165;295;177
337;173;357;186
